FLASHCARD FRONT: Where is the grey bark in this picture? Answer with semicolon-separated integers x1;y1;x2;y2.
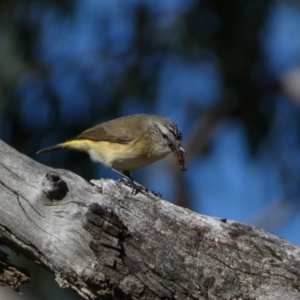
0;139;300;300
0;248;30;292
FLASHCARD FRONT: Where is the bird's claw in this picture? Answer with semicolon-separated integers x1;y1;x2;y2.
119;176;141;195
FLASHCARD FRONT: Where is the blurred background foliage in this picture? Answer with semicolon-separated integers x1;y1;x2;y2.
1;0;300;299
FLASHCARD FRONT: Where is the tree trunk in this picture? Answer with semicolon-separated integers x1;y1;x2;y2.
0;139;300;300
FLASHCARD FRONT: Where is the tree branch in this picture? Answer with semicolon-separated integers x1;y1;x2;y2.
0;139;300;299
0;247;30;292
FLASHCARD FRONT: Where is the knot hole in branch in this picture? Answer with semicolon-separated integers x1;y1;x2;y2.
42;171;69;201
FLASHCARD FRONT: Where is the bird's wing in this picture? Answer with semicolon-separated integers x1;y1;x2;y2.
69;117;141;144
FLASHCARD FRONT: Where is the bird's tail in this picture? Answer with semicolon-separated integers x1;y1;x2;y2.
37;140;91;155
36;144;64;154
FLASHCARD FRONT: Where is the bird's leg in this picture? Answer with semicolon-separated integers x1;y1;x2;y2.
109;167;139;194
108;167;126;179
122;170;139;195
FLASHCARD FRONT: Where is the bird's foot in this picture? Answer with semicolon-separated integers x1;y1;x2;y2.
118;176;144;195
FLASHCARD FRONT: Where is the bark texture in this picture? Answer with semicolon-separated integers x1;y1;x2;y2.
0;139;300;300
0;248;30;292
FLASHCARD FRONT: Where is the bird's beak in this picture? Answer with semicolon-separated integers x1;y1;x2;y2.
172;144;187;171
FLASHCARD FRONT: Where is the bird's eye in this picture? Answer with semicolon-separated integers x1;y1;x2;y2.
161;133;167;139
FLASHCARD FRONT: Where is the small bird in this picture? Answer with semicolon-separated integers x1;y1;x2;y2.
37;114;186;193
